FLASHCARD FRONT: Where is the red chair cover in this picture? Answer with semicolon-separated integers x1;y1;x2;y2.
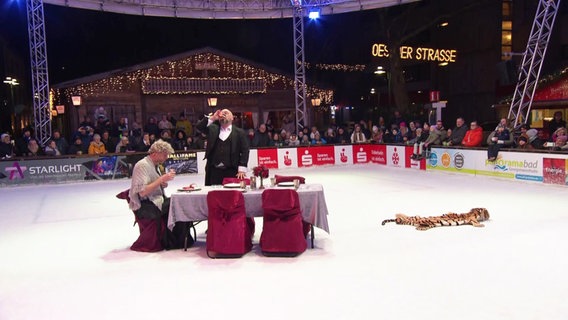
206;190;253;257
274;175;306;184
116;189;164;252
260;189;307;255
222;177;251;185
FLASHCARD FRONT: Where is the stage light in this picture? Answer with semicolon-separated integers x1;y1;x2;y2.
308;9;320;19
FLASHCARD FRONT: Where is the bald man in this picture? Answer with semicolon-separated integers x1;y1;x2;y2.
196;109;250;186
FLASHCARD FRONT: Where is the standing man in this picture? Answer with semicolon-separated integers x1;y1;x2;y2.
197;109;250;186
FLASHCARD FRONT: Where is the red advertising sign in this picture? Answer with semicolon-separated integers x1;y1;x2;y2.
297;146;335;167
257;148;279;169
352;145;371;164
369;144;387;164
542;158;566;185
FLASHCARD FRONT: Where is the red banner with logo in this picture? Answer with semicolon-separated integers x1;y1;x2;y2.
297;146;335;167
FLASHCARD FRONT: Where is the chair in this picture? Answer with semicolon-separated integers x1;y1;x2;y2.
116;189;197;252
222;177;251;185
260;189;307;256
206;190;254;258
116;189;163;252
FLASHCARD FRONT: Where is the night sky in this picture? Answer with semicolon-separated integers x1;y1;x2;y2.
1;1;387;84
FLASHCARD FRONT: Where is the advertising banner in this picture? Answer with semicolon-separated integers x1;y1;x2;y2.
297;146;335;167
335;145;353;165
370;144;388;165
477;151;542;182
386;145;405;168
542;157;567;185
351;144;371;164
426;148;478;175
404;146;426;170
257;148;279;169
278;148;298;169
164;151;198;174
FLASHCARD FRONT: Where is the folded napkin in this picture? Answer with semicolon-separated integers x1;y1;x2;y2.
274;175;306;184
222;177;251;185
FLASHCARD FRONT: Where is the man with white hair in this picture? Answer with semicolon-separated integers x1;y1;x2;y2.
129;139;175;214
196;108;250;186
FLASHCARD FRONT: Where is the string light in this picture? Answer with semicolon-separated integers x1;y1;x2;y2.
303;61;366;72
54;52;334;105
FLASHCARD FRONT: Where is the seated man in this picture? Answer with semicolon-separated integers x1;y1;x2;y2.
461;121;483;147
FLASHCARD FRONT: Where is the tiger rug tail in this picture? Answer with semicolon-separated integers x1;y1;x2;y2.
381;208;490;231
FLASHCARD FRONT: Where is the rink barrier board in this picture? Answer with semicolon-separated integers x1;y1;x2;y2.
1;145;567;187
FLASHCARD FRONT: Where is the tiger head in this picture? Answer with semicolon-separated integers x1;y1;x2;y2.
471;208;490;221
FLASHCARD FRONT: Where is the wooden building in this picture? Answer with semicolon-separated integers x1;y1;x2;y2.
51;47;333;134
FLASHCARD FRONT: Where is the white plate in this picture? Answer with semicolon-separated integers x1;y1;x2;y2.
177;187;201;192
277;181;295;187
223;183;242;188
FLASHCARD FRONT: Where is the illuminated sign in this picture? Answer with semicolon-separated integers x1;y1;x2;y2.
371;43;457;63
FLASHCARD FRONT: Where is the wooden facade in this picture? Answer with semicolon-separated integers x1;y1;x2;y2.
51;47;332;132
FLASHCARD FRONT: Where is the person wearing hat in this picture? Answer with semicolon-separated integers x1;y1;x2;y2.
0;133;15;159
196;108;250;186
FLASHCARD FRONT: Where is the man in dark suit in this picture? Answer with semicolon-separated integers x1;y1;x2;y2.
196;109;250;186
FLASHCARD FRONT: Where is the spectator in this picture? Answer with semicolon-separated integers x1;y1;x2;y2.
359;120;371;138
516;134;533;150
370;126;383;144
194;132;207;149
15;128;33;156
246;128;255;144
117;117;128;133
377;116;387;133
52;130;69;154
137;132;153;152
144;116;160;137
44;139;62;156
527;129;546;149
101;130;116;153
461;121;483;147
25;138;44;157
72;126;92;152
88;133;108;155
129;122;142;139
158;114;174;131
423;123;444;149
324;128;337;144
351;124;367;143
116;136;135;153
309;126;320;140
272;133;285;147
281;113;296;135
514;124;530;148
399;122;412;144
336;127;350;144
389;110;405;129
408;121;418;140
487;124;513;161
300;135;310;145
311;132;327;145
160;130;173;147
0;133;15;158
446;117;467;146
287;133;300;146
79;116;95;129
172;130;188;151
551;127;567;143
176;114;193;137
252;124;271;147
548;111;566;136
185;136;195;150
553;135;568;151
68;137;85;155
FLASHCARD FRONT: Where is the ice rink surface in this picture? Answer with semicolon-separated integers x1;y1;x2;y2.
1;164;567;320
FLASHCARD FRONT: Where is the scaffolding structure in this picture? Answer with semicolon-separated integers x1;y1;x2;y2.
507;0;561;129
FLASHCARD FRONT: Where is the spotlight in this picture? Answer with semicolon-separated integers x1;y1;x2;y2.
308;9;320;19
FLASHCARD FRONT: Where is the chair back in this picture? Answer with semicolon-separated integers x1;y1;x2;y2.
260;189;306;255
206;190;252;257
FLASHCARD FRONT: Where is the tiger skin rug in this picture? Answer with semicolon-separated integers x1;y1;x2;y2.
381;208;490;231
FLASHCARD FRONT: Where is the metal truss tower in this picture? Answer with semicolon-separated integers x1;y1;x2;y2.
507;0;560;128
292;5;308;133
27;0;52;146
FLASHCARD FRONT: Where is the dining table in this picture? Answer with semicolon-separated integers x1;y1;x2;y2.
167;183;330;236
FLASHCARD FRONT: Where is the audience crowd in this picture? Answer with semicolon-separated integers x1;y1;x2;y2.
1;110;567;160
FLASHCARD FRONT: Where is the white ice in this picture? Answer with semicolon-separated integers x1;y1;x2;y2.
1;164;567;320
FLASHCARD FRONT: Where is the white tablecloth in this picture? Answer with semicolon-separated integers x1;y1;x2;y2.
168;184;330;233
